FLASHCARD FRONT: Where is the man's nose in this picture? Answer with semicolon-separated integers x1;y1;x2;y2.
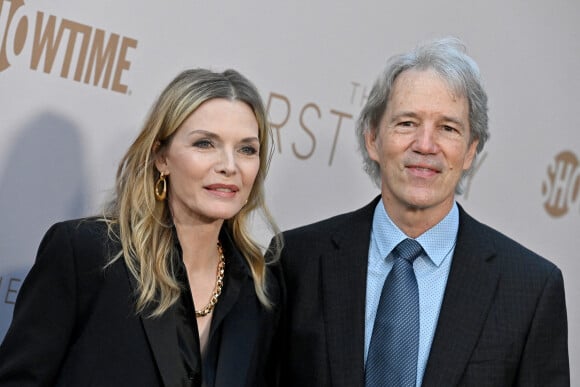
411;124;438;154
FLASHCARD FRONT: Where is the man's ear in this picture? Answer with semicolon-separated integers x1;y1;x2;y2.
365;128;380;163
462;139;479;171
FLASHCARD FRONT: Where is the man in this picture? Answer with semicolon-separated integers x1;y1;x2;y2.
276;37;569;386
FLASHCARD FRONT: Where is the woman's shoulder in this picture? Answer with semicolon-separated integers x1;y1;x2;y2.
46;217;112;240
38;217;120;266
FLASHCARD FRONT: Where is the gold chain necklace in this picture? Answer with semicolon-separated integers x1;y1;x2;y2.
195;241;225;318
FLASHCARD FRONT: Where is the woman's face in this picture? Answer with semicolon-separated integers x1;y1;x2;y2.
156;98;260;225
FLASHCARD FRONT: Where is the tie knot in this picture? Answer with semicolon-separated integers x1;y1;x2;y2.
392;238;423;263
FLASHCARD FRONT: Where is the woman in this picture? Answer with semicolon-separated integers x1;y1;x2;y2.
0;69;283;386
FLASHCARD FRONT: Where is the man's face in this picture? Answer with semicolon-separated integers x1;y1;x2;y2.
365;69;478;221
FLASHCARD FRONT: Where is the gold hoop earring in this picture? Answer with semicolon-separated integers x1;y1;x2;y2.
155;172;167;201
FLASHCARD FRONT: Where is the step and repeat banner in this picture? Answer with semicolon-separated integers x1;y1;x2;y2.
1;0;579;382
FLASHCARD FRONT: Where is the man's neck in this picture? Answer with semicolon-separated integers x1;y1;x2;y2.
381;197;455;238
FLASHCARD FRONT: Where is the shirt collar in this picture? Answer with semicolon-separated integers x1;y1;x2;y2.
371;199;459;267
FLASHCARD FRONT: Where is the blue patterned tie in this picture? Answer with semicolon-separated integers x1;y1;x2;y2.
365;238;423;387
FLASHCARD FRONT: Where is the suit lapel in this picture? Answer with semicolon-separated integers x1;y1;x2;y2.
140;305;189;387
208;229;250;387
122;260;189;387
104;228;188;387
212;278;259;387
321;197;379;387
208;227;244;344
422;206;500;386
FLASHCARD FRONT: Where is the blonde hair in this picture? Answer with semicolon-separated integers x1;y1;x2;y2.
104;69;282;317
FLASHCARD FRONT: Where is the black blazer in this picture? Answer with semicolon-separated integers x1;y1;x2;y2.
277;196;569;387
0;219;281;387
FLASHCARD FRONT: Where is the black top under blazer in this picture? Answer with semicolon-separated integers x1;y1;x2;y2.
0;218;282;387
277;196;569;387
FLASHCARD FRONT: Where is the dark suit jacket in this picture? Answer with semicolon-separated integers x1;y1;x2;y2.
0;218;281;387
278;196;569;387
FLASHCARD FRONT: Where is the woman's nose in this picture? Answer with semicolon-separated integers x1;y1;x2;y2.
215;149;236;176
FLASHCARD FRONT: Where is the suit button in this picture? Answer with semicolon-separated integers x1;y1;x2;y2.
188;372;200;385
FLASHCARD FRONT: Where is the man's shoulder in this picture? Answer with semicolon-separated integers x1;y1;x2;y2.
458;206;559;274
283;211;353;238
282;196;379;242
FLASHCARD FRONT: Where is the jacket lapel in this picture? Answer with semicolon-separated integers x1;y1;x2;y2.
321;197;379;387
122;268;188;387
208;227;244;344
422;206;500;386
207;228;249;387
140;305;189;387
110;228;189;387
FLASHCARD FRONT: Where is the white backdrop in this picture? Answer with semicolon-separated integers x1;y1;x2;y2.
1;0;578;383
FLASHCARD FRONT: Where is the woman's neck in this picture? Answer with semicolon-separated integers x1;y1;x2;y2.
173;219;224;271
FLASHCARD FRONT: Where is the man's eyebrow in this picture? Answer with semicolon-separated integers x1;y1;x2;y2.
390;111;466;128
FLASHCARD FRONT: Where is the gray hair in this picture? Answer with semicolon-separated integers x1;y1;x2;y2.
356;37;489;194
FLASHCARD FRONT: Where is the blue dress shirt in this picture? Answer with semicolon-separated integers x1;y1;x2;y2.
364;200;459;386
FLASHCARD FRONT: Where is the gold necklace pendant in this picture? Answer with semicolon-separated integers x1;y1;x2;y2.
195;241;225;318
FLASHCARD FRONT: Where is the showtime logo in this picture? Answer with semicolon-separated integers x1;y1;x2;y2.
0;0;137;94
542;150;579;217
